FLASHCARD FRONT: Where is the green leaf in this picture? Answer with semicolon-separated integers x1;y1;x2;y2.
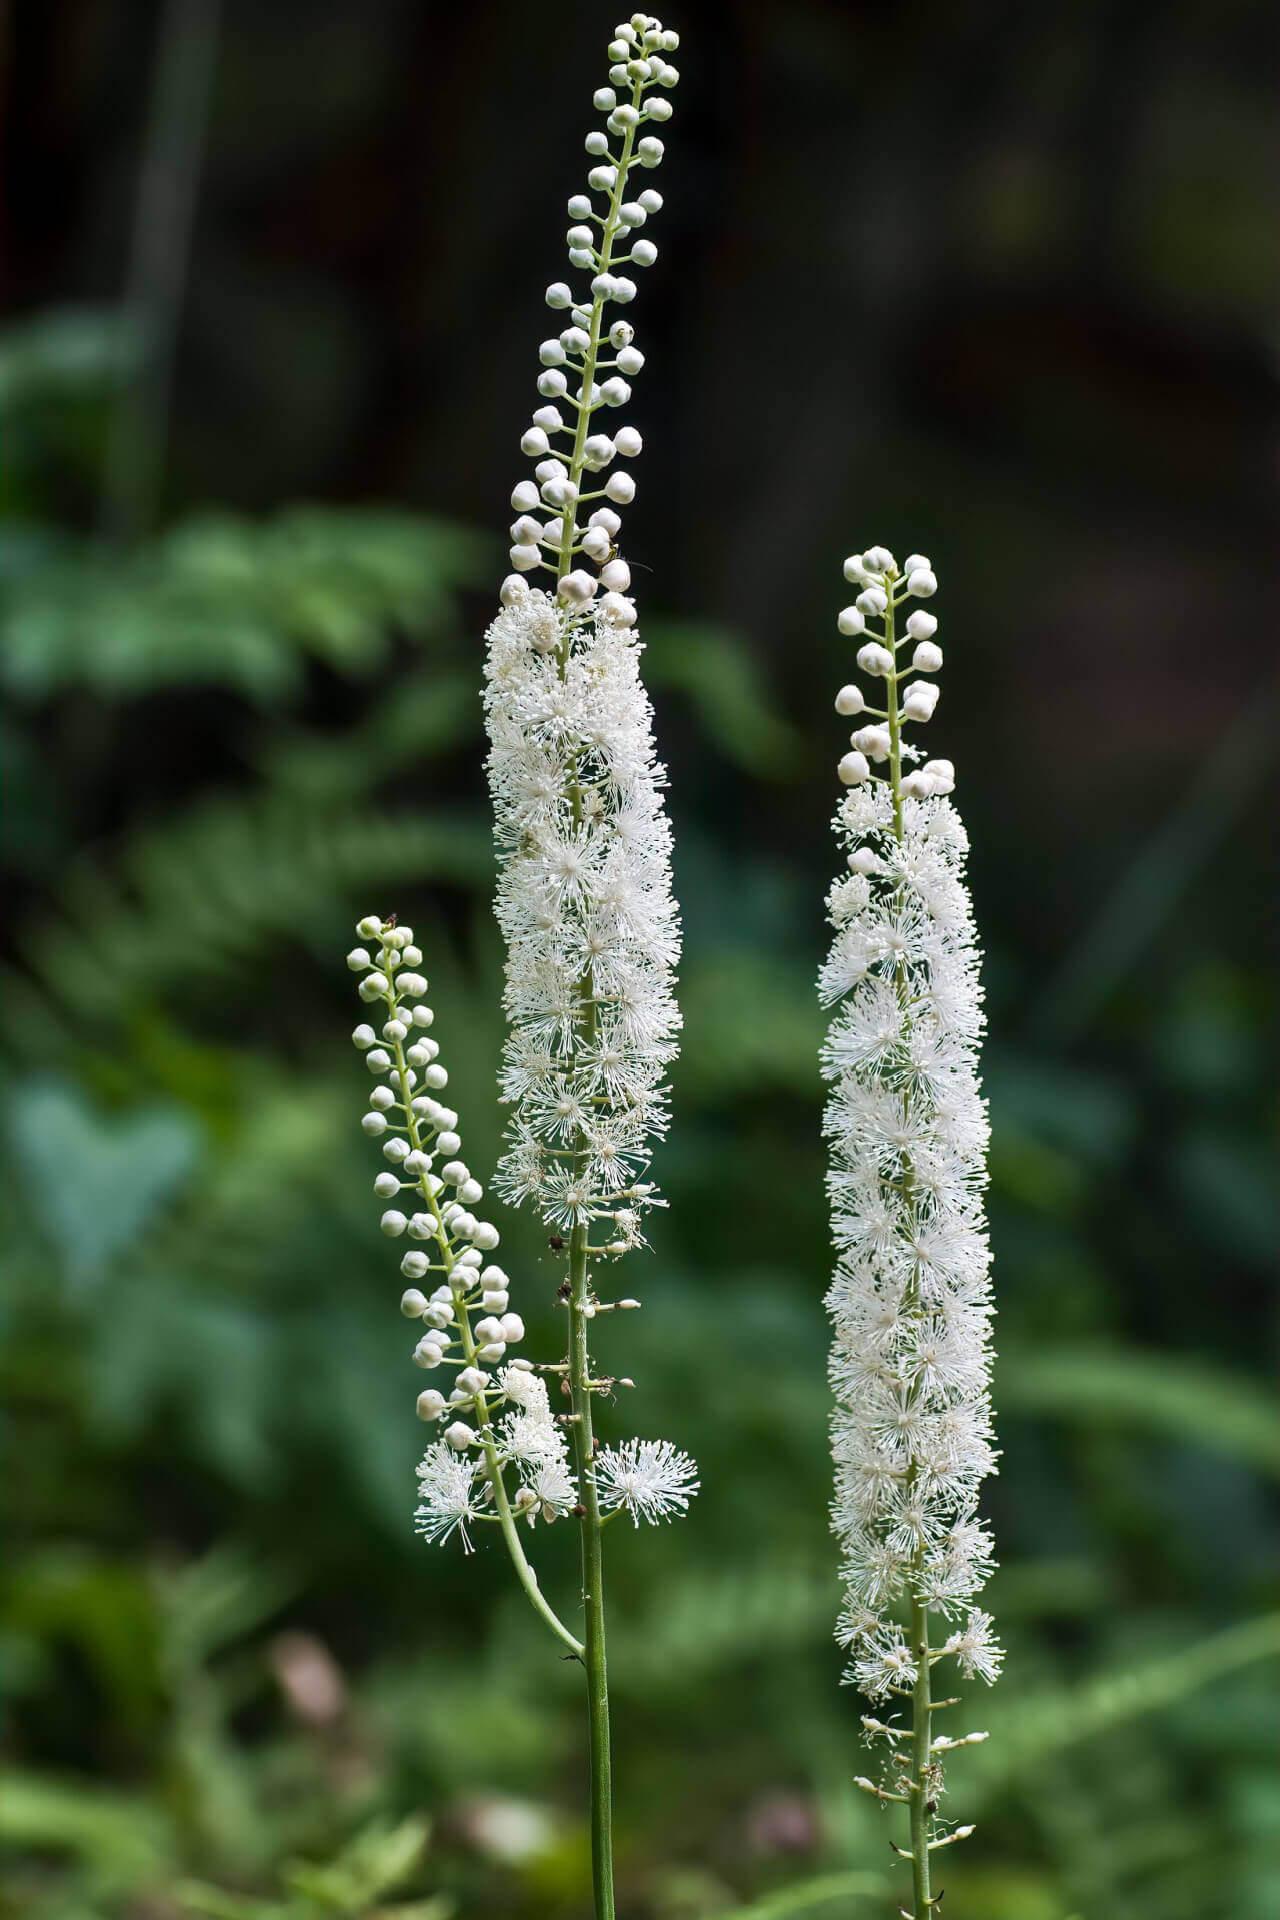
177;1886;288;1920
0;305;139;408
5;1076;200;1286
721;1872;890;1918
282;1816;433;1911
3;796;491;1044
91;1282;277;1485
646;621;803;777
679;949;824;1098
0;1770;173;1892
1000;1345;1280;1477
0;508;490;703
972;1612;1280;1795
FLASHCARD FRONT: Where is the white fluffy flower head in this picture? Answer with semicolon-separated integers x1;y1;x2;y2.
821;549;1000;1701
596;1438;699;1525
484;586;680;1234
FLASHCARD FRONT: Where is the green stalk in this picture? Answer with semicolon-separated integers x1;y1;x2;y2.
885;582;934;1915
908;1595;934;1915
568;1218;615;1920
542;78;648;1920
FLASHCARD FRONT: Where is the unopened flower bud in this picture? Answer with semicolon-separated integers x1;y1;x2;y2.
853;725;891;762
856;642;893;677
902;681;939;722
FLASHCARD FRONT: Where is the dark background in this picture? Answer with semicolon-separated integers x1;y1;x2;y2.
2;4;1276;1918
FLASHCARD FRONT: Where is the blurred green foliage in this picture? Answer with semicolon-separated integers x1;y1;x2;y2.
3;0;1277;1909
1;296;1275;1920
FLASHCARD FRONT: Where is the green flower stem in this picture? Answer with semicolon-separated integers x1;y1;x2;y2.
381;976;584;1660
908;1595;934;1915
885;585;935;1916
540;81;650;1920
569;1215;615;1920
559;828;614;1917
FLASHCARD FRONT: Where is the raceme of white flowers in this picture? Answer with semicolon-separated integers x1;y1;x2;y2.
819;548;1000;1837
346;917;693;1550
483;12;682;1247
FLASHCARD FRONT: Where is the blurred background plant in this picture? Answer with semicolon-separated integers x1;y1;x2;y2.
1;3;1275;1918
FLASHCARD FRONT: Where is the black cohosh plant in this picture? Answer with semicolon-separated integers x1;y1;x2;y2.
345;17;694;1920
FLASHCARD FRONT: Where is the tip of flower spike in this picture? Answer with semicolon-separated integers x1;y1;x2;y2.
508;23;681;611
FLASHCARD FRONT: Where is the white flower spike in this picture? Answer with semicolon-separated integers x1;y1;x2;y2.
821;548;999;1916
356;27;694;1918
347;915;583;1653
481;13;693;1607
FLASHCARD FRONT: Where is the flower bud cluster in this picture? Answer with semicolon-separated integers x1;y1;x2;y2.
832;546;954;800
502;15;679;618
349;914;577;1547
818;553;1001;1717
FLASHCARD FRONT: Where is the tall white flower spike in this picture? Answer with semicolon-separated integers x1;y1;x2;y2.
346;25;694;1920
479;29;695;1916
820;549;999;1919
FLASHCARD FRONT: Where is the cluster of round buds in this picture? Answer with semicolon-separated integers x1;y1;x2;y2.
832;547;955;800
501;15;679;619
348;915;536;1445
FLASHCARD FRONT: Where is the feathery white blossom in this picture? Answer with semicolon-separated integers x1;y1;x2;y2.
483;586;680;1234
498;1366;579;1522
821;549;998;1892
415;1442;485;1550
481;18;693;1627
484;9;682;1239
595;1438;699;1525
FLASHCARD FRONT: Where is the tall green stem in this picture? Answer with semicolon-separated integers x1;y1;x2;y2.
568;1220;614;1920
541;82;647;1920
886;583;935;1915
908;1596;934;1914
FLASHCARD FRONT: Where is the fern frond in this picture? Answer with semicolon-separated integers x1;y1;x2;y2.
0;509;490;702
4;797;491;1048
